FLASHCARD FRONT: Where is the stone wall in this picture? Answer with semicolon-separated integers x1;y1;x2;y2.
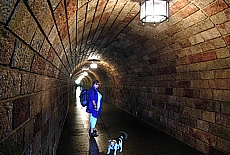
0;2;72;154
107;1;230;154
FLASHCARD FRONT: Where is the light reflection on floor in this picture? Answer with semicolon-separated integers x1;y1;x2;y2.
75;86;108;154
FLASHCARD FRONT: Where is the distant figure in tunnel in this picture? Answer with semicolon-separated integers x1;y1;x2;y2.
87;80;103;137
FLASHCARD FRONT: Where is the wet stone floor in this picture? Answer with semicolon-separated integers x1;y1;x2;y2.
56;100;205;155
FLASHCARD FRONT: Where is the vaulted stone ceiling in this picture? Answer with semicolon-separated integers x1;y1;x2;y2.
1;1;230;154
1;0;230;83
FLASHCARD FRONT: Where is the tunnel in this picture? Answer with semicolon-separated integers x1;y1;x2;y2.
0;0;230;154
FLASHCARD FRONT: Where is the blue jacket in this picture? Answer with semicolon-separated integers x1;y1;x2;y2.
86;86;102;118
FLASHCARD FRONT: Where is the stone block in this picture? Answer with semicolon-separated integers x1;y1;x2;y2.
203;0;229;16
11;40;34;71
197;119;209;132
189;34;205;45
8;1;37;44
216;47;230;58
66;0;77;19
190;19;215;35
179;39;191;48
195;139;209;154
196;80;210;89
193;0;215;8
45;63;56;77
201;28;222;41
212;37;227;48
0;102;13;140
30;29;45;52
170;0;190;15
0;0;18;23
39;39;51;59
201;71;214;79
211;8;230;24
0;127;24;155
214;69;230;78
216;114;230;127
178;3;199;19
194;100;221;112
27;0;53;35
191;108;203;119
54;1;66;30
200;41;216;52
31;55;46;74
217;137;230;153
200;89;213;100
183;133;196;146
59;25;68;40
209;79;230;89
12;97;30;129
30;93;42;117
221;102;230;115
175;29;193;43
213;90;230;102
32;132;41;155
217;21;230;35
202;111;215;123
0;69;21;99
195;51;217;63
48;26;59;47
178;80;191;88
34;111;42;136
165;24;182;37
181;11;207;28
193;128;217;145
0;26;15;65
179;114;197;127
24;119;34;148
21;73;36;95
209;124;230;141
220;58;230;68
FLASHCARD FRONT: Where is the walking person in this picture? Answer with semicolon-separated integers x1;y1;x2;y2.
86;80;103;137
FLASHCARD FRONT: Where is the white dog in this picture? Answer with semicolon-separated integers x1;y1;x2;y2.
107;131;128;155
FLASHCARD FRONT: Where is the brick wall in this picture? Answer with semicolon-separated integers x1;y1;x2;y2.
106;1;230;154
0;1;72;154
0;0;229;155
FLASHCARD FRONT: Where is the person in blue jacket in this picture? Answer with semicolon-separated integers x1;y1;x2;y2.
87;80;103;137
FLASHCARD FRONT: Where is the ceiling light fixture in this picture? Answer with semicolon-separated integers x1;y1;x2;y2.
88;59;99;69
140;0;169;24
90;62;97;68
82;71;88;76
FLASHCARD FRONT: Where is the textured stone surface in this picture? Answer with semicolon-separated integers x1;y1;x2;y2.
30;29;45;52
0;68;21;99
27;0;54;35
8;1;37;44
11;40;34;71
0;26;15;65
0;0;229;154
203;0;229;16
31;55;46;74
0;0;18;23
12;97;30;129
21;73;35;95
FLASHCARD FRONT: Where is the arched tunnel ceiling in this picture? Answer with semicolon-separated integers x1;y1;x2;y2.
1;0;229;82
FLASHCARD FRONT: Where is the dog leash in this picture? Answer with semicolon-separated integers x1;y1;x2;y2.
99;115;111;139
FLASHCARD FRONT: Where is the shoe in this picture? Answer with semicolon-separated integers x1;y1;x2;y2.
90;132;98;137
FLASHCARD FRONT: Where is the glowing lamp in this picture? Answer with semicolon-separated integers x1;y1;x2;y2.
140;0;169;24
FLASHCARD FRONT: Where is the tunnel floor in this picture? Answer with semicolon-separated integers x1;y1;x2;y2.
56;98;205;155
